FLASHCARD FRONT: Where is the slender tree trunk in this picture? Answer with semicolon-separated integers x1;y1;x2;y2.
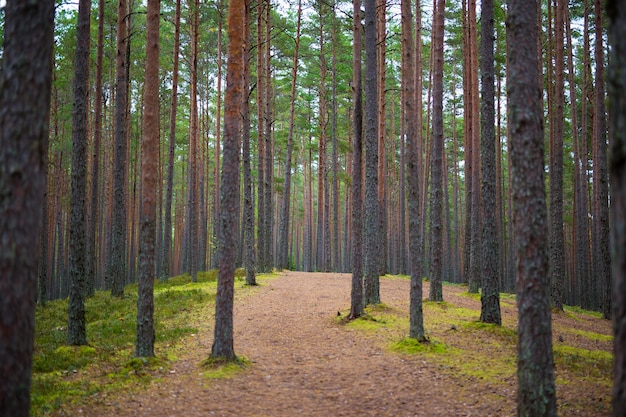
0;1;54;414
468;0;481;294
349;0;364;320
67;0;91;346
161;0;181;280
109;0;129;297
86;0;105;296
377;0;387;276
507;1;557;414
404;0;425;340
136;0;160;357
187;0;200;282
549;0;565;311
331;2;340;272
479;0;501;324
364;0;380;305
429;0;445;302
211;0;244;361
278;0;302;271
242;0;257;285
593;0;611;318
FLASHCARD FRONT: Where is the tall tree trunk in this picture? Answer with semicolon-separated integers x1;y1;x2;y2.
109;0;129;297
187;0;200;282
161;0;181;280
256;1;266;274
364;0;380;305
549;0;565;311
278;0;302;271
242;0;257;285
263;1;273;271
87;0;106;296
0;1;54;414
507;0;557;414
479;0;501;324
377;0;387;276
211;0;244;361
331;2;340;272
136;0;160;357
607;2;626;413
213;0;223;269
429;0;445;302
67;0;91;346
462;0;472;286
468;0;481;294
349;0;364;320
593;0;611;318
404;0;425;341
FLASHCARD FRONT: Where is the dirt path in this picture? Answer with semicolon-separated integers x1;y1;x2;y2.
66;272;522;416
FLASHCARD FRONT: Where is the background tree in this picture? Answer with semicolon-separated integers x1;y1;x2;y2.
404;0;425;341
161;0;181;280
109;0;130;297
364;0;380;305
549;0;565;311
479;0;501;324
507;0;557;414
67;0;91;346
211;0;244;361
429;0;445;302
0;1;55;414
136;0;160;358
349;0;364;320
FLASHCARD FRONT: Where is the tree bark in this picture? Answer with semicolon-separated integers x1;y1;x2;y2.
242;0;257;286
136;0;160;358
109;0;129;297
403;0;425;341
607;3;626;414
507;0;557;414
349;0;364;320
161;0;181;280
479;0;501;324
212;0;244;361
428;0;445;302
67;0;92;346
593;0;611;319
549;0;565;311
0;1;54;414
364;0;380;305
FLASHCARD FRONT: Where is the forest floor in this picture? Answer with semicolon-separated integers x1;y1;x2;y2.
52;271;612;417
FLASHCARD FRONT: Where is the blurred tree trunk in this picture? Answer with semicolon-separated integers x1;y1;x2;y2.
0;1;55;414
507;0;557;414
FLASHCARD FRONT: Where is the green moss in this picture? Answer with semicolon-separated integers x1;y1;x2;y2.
201;356;250;380
563;305;604;320
567;329;612;343
391;337;448;355
553;345;613;379
33;345;97;373
31;272;277;416
462;321;517;342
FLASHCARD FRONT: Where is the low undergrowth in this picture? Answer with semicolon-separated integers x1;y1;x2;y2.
31;270;275;416
339;276;613;416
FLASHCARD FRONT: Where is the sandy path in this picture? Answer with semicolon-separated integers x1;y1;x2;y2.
66;271;511;417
